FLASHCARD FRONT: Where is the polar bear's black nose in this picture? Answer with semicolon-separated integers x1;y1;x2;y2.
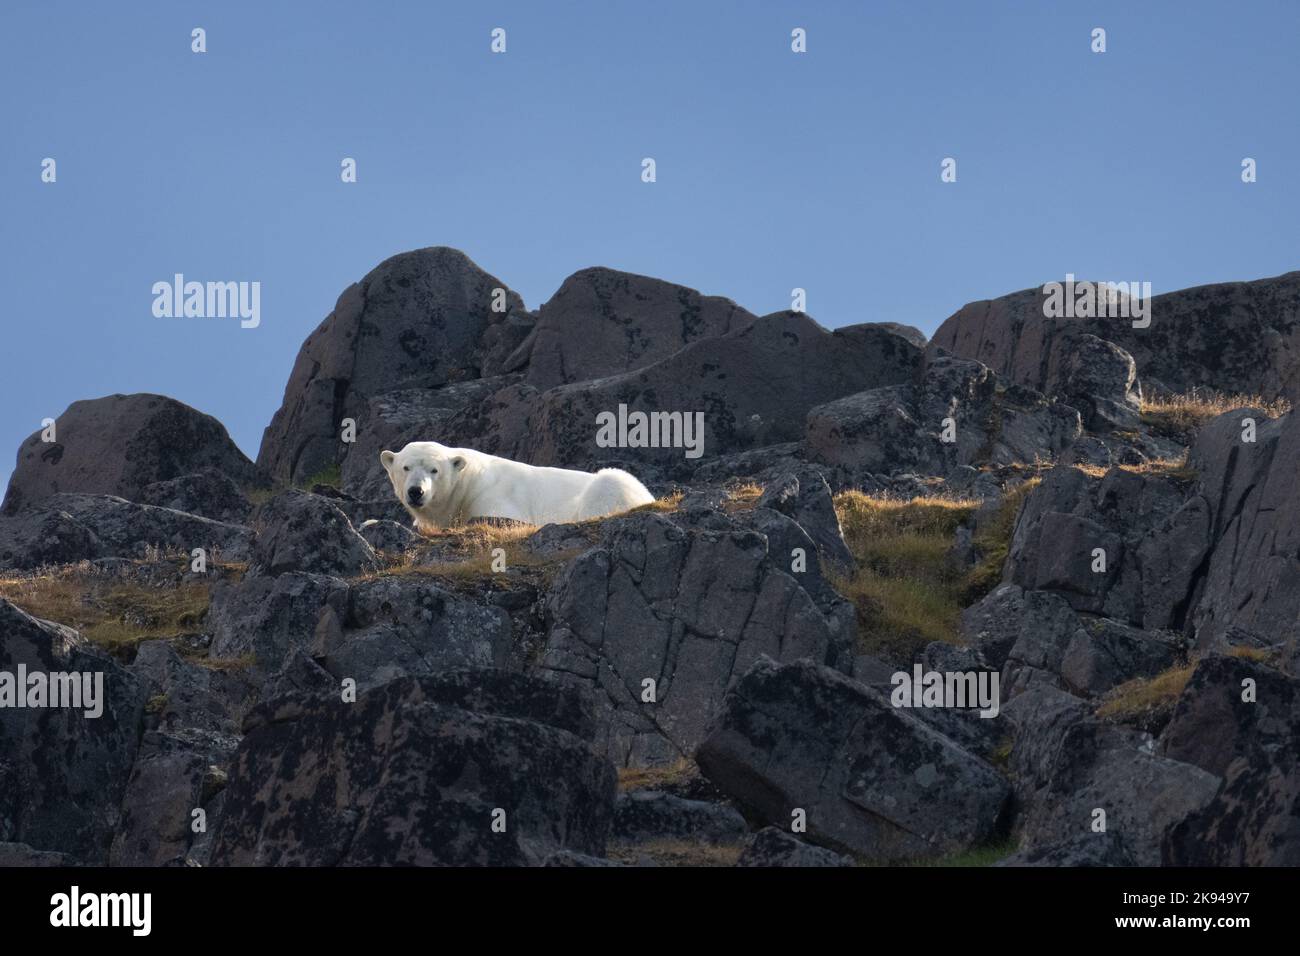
407;487;424;505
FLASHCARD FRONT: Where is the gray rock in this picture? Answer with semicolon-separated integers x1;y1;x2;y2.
312;576;514;691
0;493;253;568
928;270;1300;403
250;490;377;578
356;518;421;554
524;266;756;389
207;571;349;672
612;790;747;846
696;658;1011;862
0;600;146;862
138;470;253;524
210;672;616;866
0;842;80;866
736;827;856;867
1161;656;1300;865
446;312;922;478
1060;334;1142;431
536;512;853;766
1013;718;1219;866
995;832;1134;867
805;354;1080;481
2;393;261;517
755;468;853;571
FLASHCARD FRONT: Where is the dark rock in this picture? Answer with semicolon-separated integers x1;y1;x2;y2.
1161;656;1300;865
695;658;1011;862
735;827;856;867
207;571;349;672
536;512;854;766
524;267;756;389
0;507;102;569
210;672;616;866
1010;713;1219;866
1060;334;1141;431
0;842;80;866
250;490;377;578
0;600;146;862
447;312;922;478
312;577;514;691
805;354;1080;481
928;271;1300;403
612;790;747;845
755;469;853;570
0;493;253;568
995;832;1134;867
139;470;253;523
2;393;261;517
356;518;420;554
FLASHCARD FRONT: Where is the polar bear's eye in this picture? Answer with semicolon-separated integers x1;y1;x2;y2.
430;468;438;474
403;466;409;472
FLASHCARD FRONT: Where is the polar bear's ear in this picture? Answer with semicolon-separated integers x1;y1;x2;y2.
450;455;466;471
380;450;396;470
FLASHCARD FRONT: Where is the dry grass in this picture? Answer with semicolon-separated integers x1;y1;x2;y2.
1095;662;1195;723
963;479;1039;599
722;481;764;513
1073;455;1198;484
629;490;684;515
1227;645;1274;663
831;486;1038;660
607;839;744;867
0;564;212;655
617;757;697;793
1141;390;1290;442
831;492;979;658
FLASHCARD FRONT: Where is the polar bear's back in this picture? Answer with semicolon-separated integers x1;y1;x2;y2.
462;455;654;525
575;467;656;520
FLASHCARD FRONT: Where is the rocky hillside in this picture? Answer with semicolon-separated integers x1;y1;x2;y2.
1;247;1296;867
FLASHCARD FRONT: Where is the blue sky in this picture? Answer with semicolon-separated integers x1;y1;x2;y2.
2;0;1297;491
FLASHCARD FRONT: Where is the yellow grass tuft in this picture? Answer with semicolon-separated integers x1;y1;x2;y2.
616;757;698;793
0;564;212;654
1095;663;1194;722
1141;390;1290;441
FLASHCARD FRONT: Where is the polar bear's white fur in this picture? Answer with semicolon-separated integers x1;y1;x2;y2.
380;441;656;530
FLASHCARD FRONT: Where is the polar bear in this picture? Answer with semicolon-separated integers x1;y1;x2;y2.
379;441;656;530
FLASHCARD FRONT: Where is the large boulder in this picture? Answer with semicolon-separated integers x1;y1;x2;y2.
1161;656;1300;865
695;658;1011;862
256;247;529;486
447;313;922;478
928;270;1300;402
2;393;261;517
522;267;756;388
536;511;854;766
1002;686;1220;865
805;353;1081;480
248;490;377;578
207;571;349;673
0;600;146;862
0;493;254;570
312;576;515;690
1186;408;1300;662
209;671;616;866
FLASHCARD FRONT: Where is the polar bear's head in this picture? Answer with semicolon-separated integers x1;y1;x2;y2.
379;441;467;523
